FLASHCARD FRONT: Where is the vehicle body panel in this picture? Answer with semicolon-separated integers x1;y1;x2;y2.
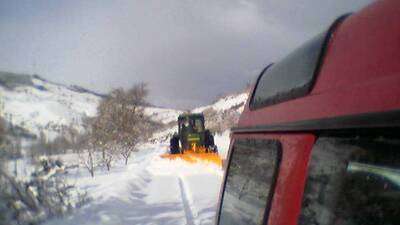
217;1;400;225
239;0;400;129
217;134;315;225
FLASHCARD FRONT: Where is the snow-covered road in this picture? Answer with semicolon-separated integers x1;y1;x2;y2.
45;143;223;225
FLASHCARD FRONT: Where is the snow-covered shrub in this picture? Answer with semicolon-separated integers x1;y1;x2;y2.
0;157;89;225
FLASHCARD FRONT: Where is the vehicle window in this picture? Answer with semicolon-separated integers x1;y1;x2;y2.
218;139;281;225
249;14;348;110
194;119;204;132
299;136;400;225
249;31;326;110
179;118;190;132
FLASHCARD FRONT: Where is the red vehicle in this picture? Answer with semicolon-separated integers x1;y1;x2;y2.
216;1;400;225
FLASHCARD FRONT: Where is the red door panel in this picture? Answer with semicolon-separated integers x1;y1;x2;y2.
217;133;315;225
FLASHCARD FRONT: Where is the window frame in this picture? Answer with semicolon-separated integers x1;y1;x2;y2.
216;137;282;225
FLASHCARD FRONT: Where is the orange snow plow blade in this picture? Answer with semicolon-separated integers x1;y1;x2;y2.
160;149;223;167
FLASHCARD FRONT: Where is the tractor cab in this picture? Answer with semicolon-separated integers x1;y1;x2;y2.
172;113;217;154
160;113;222;167
178;113;205;151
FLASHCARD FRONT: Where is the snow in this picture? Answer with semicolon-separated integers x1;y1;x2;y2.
37;119;233;225
44;140;227;225
214;130;231;159
192;93;248;114
143;107;184;124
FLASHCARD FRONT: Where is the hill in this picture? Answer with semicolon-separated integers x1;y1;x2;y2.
0;72;184;140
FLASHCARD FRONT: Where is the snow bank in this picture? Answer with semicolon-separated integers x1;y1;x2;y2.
214;130;231;159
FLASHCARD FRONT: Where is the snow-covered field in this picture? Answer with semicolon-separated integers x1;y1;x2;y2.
44;137;230;225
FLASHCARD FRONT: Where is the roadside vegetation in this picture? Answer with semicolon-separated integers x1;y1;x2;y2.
81;83;157;176
0;104;88;225
0;82;158;224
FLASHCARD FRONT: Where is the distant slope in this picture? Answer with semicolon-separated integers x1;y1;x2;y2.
144;107;183;125
192;92;248;114
0;75;101;140
192;92;248;134
0;72;183;140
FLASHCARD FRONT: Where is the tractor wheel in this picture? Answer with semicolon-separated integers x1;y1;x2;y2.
210;145;218;153
170;135;180;154
205;130;218;153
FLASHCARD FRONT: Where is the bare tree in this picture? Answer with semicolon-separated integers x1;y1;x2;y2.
0;115;7;173
89;102;116;171
0;117;4;143
80;132;97;178
91;83;150;167
65;125;79;154
83;146;96;178
98;141;117;171
114;83;149;165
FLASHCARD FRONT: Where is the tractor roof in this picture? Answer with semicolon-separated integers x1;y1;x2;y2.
178;113;204;120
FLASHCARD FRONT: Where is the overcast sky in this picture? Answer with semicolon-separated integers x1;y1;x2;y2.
0;0;373;109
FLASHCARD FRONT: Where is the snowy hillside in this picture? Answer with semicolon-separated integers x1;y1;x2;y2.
192;92;248;114
144;107;183;125
192;92;248;134
0;73;183;140
0;75;101;140
0;71;248;148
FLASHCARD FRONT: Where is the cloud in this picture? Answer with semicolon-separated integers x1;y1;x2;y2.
0;0;374;109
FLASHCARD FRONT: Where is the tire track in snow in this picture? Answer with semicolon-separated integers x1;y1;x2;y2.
178;176;195;225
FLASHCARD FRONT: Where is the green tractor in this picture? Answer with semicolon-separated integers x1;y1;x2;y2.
170;113;218;154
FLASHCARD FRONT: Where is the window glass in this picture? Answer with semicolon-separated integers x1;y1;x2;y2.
299;136;400;225
218;139;281;225
250;31;326;109
180;118;189;131
194;118;204;132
